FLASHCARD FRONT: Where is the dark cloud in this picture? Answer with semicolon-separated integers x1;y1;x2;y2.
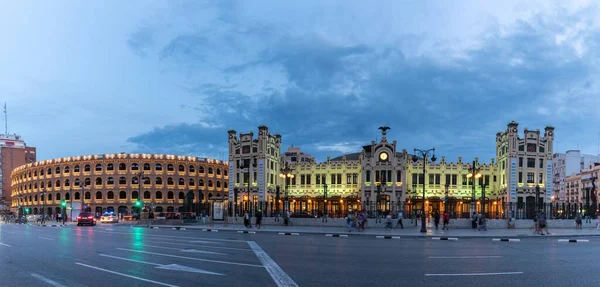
126;3;600;162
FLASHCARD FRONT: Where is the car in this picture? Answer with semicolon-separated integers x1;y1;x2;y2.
100;212;118;223
290;211;317;218
76;212;96;226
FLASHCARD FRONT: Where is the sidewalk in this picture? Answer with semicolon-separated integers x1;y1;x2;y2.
129;222;600;238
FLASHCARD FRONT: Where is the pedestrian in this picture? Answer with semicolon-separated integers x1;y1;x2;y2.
283;210;289;226
533;213;539;234
442;211;450;230
538;212;547;235
396;211;404;229
347;212;354;232
256;210;263;229
471;212;477;229
576;214;583;229
384;213;393;231
477;213;487;231
244;211;250;228
434;212;440;230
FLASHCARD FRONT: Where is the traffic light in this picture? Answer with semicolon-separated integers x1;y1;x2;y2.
61;201;67;207
24;207;30;214
135;200;142;207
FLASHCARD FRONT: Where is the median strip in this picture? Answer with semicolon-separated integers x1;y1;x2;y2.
238;231;257;234
202;229;219;232
326;234;348;237
492;239;520;242
558;239;589;243
171;227;187;231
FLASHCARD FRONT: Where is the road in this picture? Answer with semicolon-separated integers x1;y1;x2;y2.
0;223;599;287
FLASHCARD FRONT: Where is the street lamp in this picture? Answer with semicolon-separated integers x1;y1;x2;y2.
412;148;436;233
279;162;294;214
467;161;482;215
40;189;47;225
136;171;143;214
444;183;449;214
322;183;328;223
239;156;256;215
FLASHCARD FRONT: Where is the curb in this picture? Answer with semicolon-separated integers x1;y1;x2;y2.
432;237;458;241
558;239;589;243
171;227;187;231
279;232;299;236
376;236;401;239
326;234;349;237
238;231;257;234
202;229;218;232
492;239;520;242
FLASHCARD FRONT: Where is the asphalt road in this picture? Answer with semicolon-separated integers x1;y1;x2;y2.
1;223;599;287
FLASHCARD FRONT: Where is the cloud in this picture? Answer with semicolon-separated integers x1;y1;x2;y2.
126;1;600;162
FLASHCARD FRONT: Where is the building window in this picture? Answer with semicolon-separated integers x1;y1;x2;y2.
119;163;126;171
445;174;450;186
131;191;138;199
347;174;352;184
331;174;336;185
527;172;534;183
107;163;114;171
189;179;195;186
189;165;195;172
208;167;213;174
316;174;321;185
306;175;311;185
484;175;490;185
85;192;91;200
132;163;139;171
64;167;70;173
539;159;544;169
435;174;440;185
396;171;402;183
132;177;138;184
156;191;162;199
208;180;213;187
462;175;467;186
519;157;523;167
199;166;205;173
119;177;126;185
155;164;162;171
353;174;358;184
84;165;91;172
156;177;162;184
539;173;543;184
167;164;174;171
167;191;174;199
527;158;535;168
96;192;102;200
56;167;61;174
167;178;174;185
84;178;91;186
107;177;114;185
96;164;102;171
451;175;457;185
179;165;185;172
366;171;370;182
178;178;185;185
143;163;150;171
96;178;102;185
107;191;114;199
144;191;151;199
429;174;434;184
518;172;523;183
519;145;524;151
199;179;204;187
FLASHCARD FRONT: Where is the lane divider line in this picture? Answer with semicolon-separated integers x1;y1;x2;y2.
75;262;178;287
492;239;521;242
432;237;458;241
30;273;68;287
116;248;264;268
0;242;12;247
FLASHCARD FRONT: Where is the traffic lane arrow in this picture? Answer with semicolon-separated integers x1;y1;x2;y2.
99;254;224;276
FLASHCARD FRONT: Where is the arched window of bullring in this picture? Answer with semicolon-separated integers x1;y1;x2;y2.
189;165;195;172
34;195;38;201
74;179;80;186
55;180;60;187
143;163;150;171
34;170;37;176
156;191;163;199
119;163;126;171
199;179;204;187
64;166;70;173
216;168;221;175
28;183;32;190
208;180;213;187
65;179;70;187
178;164;184;172
47;168;51;175
107;163;114;171
56;167;60;174
132;191;139;199
108;177;114;184
224;182;228;188
132;163;139;170
85;192;91;200
167;177;174;185
199;166;204;173
119;177;126;184
95;192;101;200
34;182;38;189
143;177;150;184
119;191;126;199
216;181;221;188
189;179;195;186
48;193;52;201
156;163;162;171
107;191;114;199
178;178;184;185
84;165;90;172
74;192;80;200
132;177;138;184
65;193;70;200
144;191;151;199
47;181;52;188
40;169;45;175
96;178;102;185
95;164;102;171
156;177;162;184
74;165;79;172
56;193;61;201
167;191;174;199
208;167;213;174
84;178;91;186
167;164;174;171
178;192;184;199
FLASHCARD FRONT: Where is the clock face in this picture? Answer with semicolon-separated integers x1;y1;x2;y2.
379;152;388;161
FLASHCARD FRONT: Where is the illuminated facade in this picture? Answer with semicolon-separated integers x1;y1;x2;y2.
10;153;228;215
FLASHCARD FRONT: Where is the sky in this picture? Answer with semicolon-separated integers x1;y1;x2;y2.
1;0;600;163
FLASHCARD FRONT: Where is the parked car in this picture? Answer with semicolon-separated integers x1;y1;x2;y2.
100;212;118;223
76;212;96;226
291;211;317;218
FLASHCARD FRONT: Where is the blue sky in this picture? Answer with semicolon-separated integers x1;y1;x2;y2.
1;0;599;163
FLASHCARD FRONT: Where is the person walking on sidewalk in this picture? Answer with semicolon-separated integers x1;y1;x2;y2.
433;212;440;230
396;211;404;229
255;210;263;229
244;211;250;228
384;213;393;231
442;211;450;230
471;212;477;229
576;214;583;229
477;213;487;231
538;212;547;235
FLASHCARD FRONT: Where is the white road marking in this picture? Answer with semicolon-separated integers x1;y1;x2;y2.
91;230;245;242
181;249;227;255
142;241;251;252
492;239;520;242
117;248;264;268
0;242;12;247
428;256;502;259
188;240;226;245
425;272;523;276
558;239;590;243
30;273;68;287
75;262;178;287
38;237;55;241
248;241;299;287
99;254;223;275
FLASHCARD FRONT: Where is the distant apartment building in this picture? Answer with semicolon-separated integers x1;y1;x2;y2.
0;134;36;211
281;145;313;164
553;150;600;202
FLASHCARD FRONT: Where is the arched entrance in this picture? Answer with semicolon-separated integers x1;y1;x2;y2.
106;206;115;213
167;206;174;212
95;207;103;215
118;206;128;216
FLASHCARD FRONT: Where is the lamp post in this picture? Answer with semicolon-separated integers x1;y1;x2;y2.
239;156;256;216
412;148;436;233
467;160;481;215
40;189;47;225
279;162;294;214
322;183;328;223
481;183;487;219
412;183;417;226
136;171;143;214
535;184;541;215
18;194;23;221
444;183;449;214
70;187;73;223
